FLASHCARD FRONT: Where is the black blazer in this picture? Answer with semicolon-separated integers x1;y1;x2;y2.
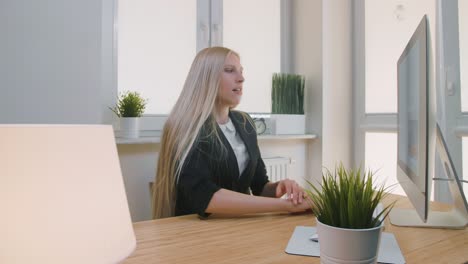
175;111;269;216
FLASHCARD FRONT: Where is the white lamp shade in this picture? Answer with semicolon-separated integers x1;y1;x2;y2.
0;125;136;264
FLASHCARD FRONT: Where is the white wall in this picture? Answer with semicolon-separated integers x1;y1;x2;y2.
322;0;353;169
118;139;315;222
117;144;160;221
293;0;323;184
0;0;115;124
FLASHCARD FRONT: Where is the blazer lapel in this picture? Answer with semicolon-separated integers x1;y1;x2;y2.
229;111;257;172
216;123;240;179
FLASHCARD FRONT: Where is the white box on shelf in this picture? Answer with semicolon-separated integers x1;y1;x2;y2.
270;114;305;135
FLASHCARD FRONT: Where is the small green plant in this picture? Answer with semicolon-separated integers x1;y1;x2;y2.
110;91;147;117
305;164;395;229
271;73;305;114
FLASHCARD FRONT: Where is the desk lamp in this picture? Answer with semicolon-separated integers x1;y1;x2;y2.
0;125;136;263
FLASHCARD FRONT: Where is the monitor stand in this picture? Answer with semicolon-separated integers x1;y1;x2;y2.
390;208;467;229
390;124;468;229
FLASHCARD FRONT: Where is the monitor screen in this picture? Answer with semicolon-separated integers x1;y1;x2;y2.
396;15;429;222
397;35;426;189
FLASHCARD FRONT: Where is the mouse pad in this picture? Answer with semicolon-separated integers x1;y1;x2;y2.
285;226;405;264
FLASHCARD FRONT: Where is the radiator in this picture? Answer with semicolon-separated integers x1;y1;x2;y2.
263;156;291;182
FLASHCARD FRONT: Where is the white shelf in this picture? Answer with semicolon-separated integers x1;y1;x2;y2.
116;136;161;145
258;134;317;141
116;134;317;145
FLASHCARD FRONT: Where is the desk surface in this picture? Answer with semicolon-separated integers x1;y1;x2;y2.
123;195;468;264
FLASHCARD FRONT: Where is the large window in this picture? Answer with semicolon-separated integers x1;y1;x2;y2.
359;0;435;195
223;0;280;112
460;0;468;112
365;132;403;195
464;138;468;194
459;1;468;195
360;0;468;200
365;0;433;113
117;0;196;114
439;0;467;197
117;0;281;115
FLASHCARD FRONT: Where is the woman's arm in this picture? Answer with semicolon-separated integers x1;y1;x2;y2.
260;181;279;197
205;188;310;215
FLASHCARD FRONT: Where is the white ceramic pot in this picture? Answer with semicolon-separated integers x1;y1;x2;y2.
270;114;305;135
120;117;140;139
316;218;383;264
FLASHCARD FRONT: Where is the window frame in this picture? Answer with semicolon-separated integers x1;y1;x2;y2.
113;0;292;132
354;0;466;201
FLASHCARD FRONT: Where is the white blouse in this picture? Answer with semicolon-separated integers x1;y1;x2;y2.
219;118;250;176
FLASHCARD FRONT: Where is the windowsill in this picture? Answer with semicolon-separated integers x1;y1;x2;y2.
116;136;162;145
257;134;317;140
115;133;317;145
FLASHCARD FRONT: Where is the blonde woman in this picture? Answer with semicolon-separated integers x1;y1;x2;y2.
152;47;310;219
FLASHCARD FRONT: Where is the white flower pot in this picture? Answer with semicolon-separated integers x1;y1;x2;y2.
270;114;305;135
120;117;140;139
316;218;383;264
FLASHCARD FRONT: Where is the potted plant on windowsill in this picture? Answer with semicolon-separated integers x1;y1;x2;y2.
110;91;147;139
271;73;305;135
305;164;395;264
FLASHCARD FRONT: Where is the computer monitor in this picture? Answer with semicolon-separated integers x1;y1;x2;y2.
390;15;468;229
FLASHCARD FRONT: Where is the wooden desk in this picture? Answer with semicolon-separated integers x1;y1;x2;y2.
123;195;468;264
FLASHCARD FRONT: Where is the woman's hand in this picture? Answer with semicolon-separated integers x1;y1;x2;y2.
275;179;304;205
286;198;313;213
259;180;312;213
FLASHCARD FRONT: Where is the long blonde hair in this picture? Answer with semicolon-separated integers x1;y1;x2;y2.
152;47;238;218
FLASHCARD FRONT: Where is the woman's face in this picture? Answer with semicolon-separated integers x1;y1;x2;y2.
217;53;244;108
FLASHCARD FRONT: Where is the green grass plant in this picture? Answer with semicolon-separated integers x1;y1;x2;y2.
271;73;305;114
305;164;395;229
110;91;147;117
